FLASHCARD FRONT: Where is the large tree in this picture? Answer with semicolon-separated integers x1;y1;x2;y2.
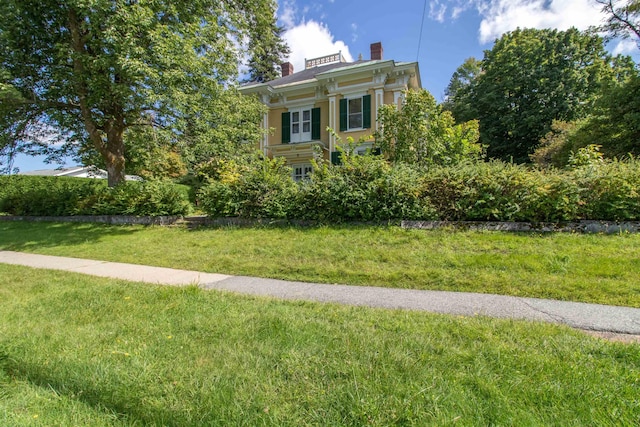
472;28;614;163
0;0;280;186
441;57;482;124
244;16;290;83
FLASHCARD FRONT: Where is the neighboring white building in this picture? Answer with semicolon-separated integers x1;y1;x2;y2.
20;166;141;181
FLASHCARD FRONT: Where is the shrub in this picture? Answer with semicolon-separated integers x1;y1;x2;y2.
421;162;583;222
198;156;298;219
0;176;191;216
296;154;435;222
573;159;640;220
192;156;640;223
0;176;104;216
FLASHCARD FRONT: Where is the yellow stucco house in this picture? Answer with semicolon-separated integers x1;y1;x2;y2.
239;42;421;180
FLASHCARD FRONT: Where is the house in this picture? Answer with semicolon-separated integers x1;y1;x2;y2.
239;42;421;180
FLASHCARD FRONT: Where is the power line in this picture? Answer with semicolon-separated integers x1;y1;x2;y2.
416;0;427;61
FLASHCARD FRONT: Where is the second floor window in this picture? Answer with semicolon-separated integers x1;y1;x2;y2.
281;107;321;144
340;94;371;131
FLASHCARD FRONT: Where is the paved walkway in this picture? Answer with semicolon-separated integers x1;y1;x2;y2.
2;250;640;337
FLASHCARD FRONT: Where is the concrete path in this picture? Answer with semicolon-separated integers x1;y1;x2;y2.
2;250;640;336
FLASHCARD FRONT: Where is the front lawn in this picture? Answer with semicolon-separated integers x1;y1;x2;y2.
1;264;638;425
1;221;639;307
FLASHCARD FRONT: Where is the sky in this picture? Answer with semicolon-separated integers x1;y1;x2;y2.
10;0;640;173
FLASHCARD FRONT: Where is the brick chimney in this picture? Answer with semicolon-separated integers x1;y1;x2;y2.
281;62;294;77
370;42;383;60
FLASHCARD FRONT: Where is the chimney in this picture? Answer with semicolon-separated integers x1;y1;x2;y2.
281;62;294;77
370;42;383;60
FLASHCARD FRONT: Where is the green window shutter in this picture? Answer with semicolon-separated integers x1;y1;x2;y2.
331;151;342;165
362;94;372;129
281;112;290;144
311;107;321;140
339;98;348;131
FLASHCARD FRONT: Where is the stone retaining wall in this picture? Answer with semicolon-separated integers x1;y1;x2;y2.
2;215;639;233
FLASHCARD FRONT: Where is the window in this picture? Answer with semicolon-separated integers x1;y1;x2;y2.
339;94;371;131
292;163;313;181
282;107;321;144
348;98;362;129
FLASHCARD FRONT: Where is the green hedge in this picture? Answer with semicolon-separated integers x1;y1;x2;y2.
197;157;640;223
0;176;192;216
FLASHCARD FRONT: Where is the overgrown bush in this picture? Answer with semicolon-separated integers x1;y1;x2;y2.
0;176;191;216
198;156;298;219
574;159;640;220
421;162;582;222
296;154;435;222
194;156;640;223
0;176;104;216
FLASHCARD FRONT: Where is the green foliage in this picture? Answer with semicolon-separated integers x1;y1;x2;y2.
0;176;191;216
574;159;640;220
470;28;616;163
195;154;640;223
79;180;192;216
530;120;584;168
244;5;290;83
0;176;105;216
0;0;277;186
421;162;582;222
442;57;482;123
568;144;606;168
572;69;640;159
198;155;298;219
297;152;435;222
376;89;483;167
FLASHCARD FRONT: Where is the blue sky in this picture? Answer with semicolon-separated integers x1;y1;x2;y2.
11;0;640;173
279;0;638;99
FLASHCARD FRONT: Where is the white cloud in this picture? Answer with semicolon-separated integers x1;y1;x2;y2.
476;0;604;43
351;23;358;42
612;38;639;55
430;1;447;23
283;20;354;73
280;0;297;29
430;0;606;44
279;2;353;73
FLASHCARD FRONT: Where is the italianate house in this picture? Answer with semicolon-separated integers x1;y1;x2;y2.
239;42;421;180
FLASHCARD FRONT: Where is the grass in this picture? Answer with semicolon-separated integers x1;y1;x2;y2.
1;263;639;426
1;221;640;307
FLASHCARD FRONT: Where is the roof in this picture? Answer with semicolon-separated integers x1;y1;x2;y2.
242;59;404;91
239;52;422;99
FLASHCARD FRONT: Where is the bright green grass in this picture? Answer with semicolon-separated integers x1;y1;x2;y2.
1;264;639;426
1;221;639;307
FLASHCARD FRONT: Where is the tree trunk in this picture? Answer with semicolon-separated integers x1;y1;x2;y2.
105;150;126;187
69;7;127;188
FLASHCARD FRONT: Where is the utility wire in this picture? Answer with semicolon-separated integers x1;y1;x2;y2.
416;0;428;61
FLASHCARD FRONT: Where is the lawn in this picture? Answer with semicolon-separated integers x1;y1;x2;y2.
1;221;639;307
1;263;639;426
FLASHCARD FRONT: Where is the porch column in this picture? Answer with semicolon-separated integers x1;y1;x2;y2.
328;95;336;153
375;88;384;131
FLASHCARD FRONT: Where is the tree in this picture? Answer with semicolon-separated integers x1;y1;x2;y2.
244;16;290;83
0;0;281;186
441;57;482;124
598;0;640;47
472;28;614;163
376;89;482;168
